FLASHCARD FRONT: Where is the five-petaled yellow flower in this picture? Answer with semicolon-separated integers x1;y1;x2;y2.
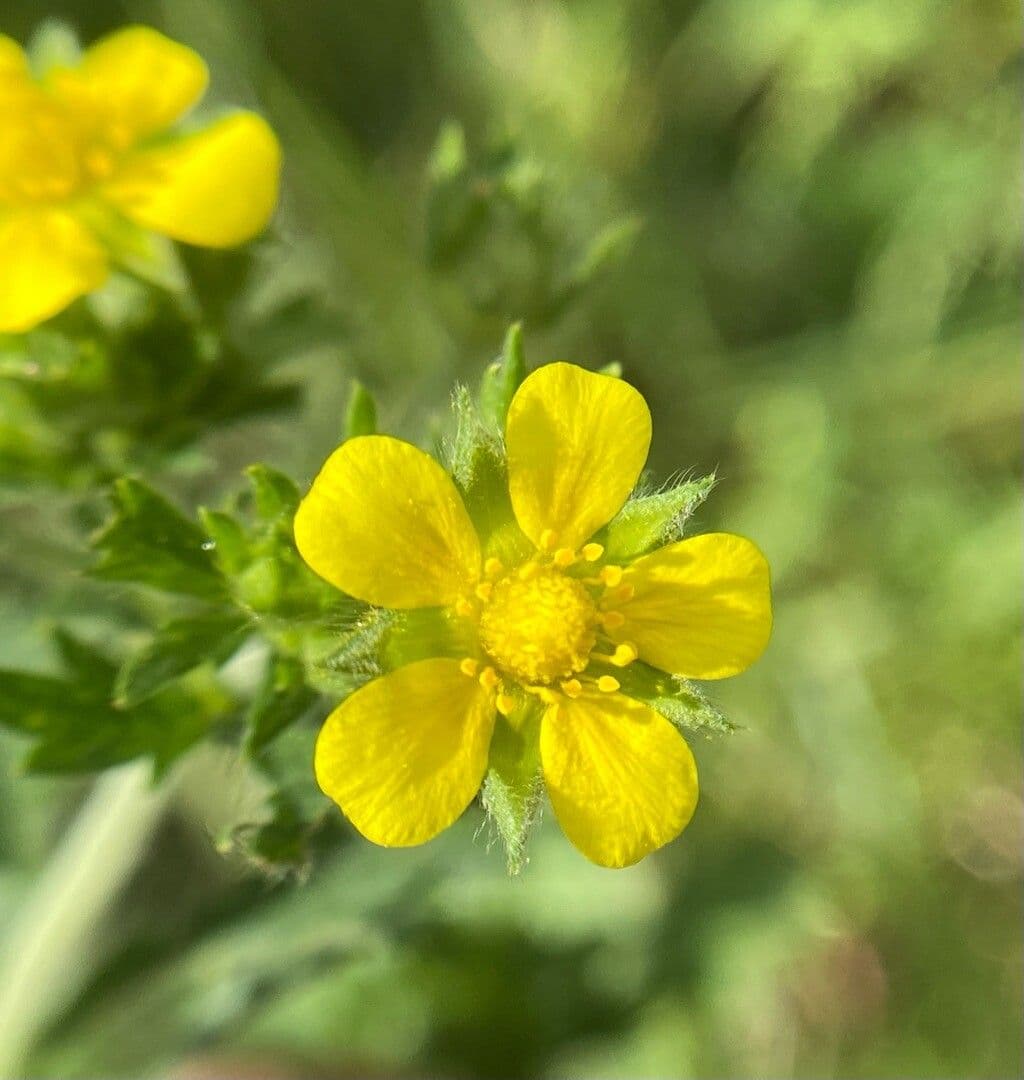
0;25;280;332
295;363;772;867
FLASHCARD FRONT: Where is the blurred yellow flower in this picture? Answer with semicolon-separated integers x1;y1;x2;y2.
0;25;281;332
295;363;772;867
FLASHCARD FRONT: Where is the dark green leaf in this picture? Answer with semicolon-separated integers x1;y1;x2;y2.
90;478;228;600
198;507;250;576
0;669;215;775
115;610;251;707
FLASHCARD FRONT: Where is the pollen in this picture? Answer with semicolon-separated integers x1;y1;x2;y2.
477;568;598;685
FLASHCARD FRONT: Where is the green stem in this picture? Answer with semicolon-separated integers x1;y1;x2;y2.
0;761;169;1076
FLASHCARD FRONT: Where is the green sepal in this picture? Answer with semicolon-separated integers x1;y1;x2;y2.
313;608;395;691
600;474;715;561
345;380;378;439
448;384;519;549
115;610;251;707
616;661;738;736
246;654;319;755
479;321;526;432
90;478;229;600
480;703;544;876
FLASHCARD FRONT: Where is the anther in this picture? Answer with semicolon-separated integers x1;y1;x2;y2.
539;529;558;551
518;561;540;581
475;582;493;601
597;675;620;693
496;692;517;717
604;583;635;605
455;597;475;618
600;565;624;587
479;666;501;691
459;658;479;678
484;557;504;579
610;642;638;667
553;547;576;568
560;678;583;699
601;611;626;630
582;543;604;562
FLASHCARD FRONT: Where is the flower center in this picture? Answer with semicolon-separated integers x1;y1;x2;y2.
477;567;597;685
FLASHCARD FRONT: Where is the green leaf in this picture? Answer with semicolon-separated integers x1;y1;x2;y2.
245;464;300;522
480;706;543;876
51;628;118;689
0;670;215;775
479;321;526;431
601;474;716;561
345;379;378;438
198;508;250;576
246;654;318;754
115;610;251;707
616;661;738;736
90;478;228;600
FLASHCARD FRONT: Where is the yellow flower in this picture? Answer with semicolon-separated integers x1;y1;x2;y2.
0;26;281;333
295;363;772;867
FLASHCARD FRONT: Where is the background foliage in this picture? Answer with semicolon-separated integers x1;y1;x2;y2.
0;1;1019;1077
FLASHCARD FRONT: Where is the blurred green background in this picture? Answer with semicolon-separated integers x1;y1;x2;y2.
0;0;1020;1077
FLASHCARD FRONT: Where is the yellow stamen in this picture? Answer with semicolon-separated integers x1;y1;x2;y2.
484;557;505;579
597;675;620;693
553;547;576;568
601;611;626;630
560;678;583;698
496;692;518;717
518;561;540;581
479;666;501;691
455;597;475;618
581;542;604;562
539;529;558;551
609;642;638;667
459;658;479;678
600;565;624;587
475;581;493;601
603;583;635;605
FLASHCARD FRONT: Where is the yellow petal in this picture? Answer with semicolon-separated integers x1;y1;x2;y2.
505;362;651;551
315;659;496;847
0;210;107;332
294;435;481;608
60;26;207;141
541;691;698;867
103;112;281;247
616;532;772;679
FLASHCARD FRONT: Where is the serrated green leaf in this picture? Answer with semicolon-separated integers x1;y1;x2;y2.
246;654;318;754
51;628;118;689
345;380;377;438
480;705;543;876
0;669;216;775
616;661;737;736
115;611;251;707
601;474;716;561
245;464;300;522
90;478;228;600
314;608;395;688
479;321;526;431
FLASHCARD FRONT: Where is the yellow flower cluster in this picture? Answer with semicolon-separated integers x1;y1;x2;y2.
295;363;772;867
0;26;280;332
